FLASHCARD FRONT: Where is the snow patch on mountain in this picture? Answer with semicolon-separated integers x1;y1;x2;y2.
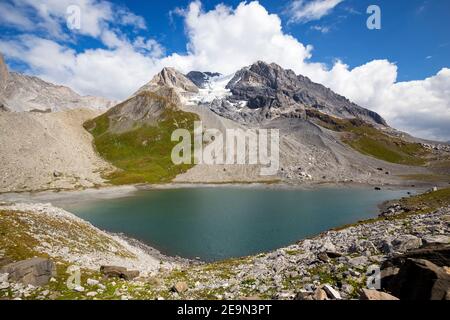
187;73;236;105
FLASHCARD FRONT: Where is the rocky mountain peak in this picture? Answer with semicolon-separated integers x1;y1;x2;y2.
135;67;199;96
223;61;387;126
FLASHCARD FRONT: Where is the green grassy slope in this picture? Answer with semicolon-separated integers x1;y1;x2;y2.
306;109;429;166
84;93;199;185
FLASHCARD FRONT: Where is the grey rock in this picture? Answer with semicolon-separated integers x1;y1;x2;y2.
360;289;399;300
0;258;56;286
422;235;450;245
313;288;328;300
0;273;8;283
348;256;369;267
323;284;342;300
392;235;423;252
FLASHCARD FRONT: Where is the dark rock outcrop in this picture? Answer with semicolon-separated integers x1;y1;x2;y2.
225;61;387;125
186;71;221;88
0;258;57;286
381;244;450;300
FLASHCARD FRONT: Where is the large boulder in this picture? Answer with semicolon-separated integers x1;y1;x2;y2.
360;289;399;300
100;266;139;280
0;258;56;286
382;258;450;300
384;243;450;268
172;281;188;294
392;235;422;253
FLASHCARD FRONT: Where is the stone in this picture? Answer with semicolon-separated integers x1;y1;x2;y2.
172;281;188;293
0;282;9;290
0;273;8;283
321;240;337;253
87;278;99;286
323;284;342;300
385;243;450;268
379;239;394;255
422;235;450;245
53;171;62;178
313;288;328;300
294;291;313;300
0;258;56;286
241;295;262;300
317;252;330;263
348;256;369;267
360;289;399;300
73;285;85;292
392;235;422;252
86;291;98;297
382;259;450;300
100;266;139;280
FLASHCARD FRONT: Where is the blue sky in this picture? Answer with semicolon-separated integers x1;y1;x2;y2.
0;0;449;140
102;0;450;81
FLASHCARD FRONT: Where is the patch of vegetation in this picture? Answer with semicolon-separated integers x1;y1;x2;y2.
397;187;450;214
306;109;429;166
84;93;200;185
399;174;450;183
0;210;42;265
284;249;304;256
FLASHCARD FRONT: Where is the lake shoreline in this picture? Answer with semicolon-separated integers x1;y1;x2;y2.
0;180;430;204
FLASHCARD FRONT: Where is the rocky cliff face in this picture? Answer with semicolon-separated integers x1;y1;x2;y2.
186;71;221;88
223;61;387;125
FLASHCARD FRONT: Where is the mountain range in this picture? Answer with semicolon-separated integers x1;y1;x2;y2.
1;54;448;192
0;54;115;112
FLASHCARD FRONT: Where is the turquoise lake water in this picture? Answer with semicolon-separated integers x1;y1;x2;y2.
61;187;411;261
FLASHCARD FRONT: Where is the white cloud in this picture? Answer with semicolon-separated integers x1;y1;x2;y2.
1;0;449;141
160;1;315;75
0;1;34;30
287;0;344;24
0;0;146;40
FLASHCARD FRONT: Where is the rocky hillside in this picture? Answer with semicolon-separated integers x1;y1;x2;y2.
84;71;200;185
0;53;115;112
1;189;448;300
0;109;114;193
